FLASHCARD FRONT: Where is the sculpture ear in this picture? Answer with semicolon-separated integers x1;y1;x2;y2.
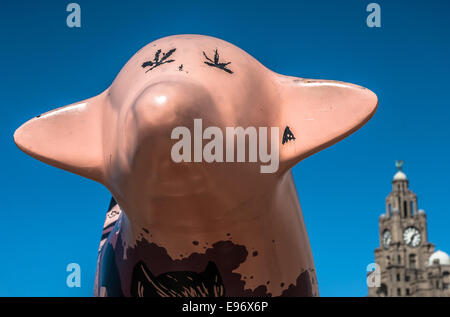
14;92;107;183
277;76;378;171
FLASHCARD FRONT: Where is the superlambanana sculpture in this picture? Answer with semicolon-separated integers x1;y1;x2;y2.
14;35;377;297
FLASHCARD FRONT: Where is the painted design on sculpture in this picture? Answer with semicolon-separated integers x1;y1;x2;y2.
99;241;124;297
94;202;319;297
282;126;295;144
142;48;176;72
131;260;225;297
106;199;120;219
14;34;378;297
203;49;233;74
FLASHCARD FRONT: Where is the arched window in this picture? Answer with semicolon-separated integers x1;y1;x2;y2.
403;201;408;217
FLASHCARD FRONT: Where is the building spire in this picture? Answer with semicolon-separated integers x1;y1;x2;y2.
393;160;407;182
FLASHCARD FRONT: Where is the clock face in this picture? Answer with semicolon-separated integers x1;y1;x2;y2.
382;230;392;249
403;226;421;247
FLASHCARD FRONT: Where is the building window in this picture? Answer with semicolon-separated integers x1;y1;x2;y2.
397;288;401;296
406;288;410;295
377;284;388;296
397;274;401;281
405;275;410;282
436;281;439;289
409;254;417;268
403;201;408;217
398;255;401;264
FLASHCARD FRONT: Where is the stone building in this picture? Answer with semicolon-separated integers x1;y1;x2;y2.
368;161;450;297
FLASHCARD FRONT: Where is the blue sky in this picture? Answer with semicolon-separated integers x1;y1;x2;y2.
1;0;449;296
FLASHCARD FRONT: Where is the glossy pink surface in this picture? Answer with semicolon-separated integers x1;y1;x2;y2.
14;35;377;296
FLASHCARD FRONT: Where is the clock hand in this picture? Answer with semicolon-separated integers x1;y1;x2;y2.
411;233;418;245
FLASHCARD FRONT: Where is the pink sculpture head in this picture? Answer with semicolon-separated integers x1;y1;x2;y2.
14;35;377;297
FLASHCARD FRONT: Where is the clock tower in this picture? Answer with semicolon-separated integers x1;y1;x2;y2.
368;161;450;297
